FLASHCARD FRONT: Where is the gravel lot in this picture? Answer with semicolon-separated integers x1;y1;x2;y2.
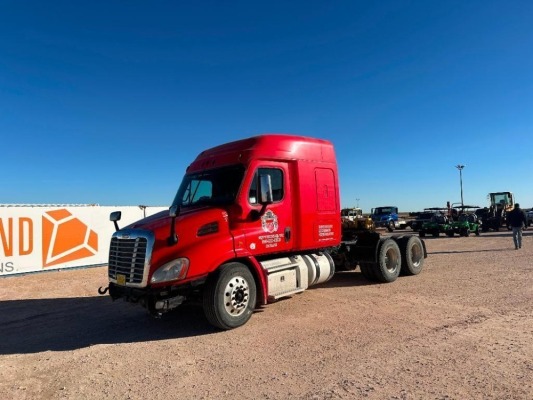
1;230;532;400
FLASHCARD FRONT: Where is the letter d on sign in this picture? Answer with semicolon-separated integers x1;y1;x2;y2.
19;218;33;256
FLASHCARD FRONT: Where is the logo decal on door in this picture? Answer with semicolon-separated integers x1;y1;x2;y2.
261;210;279;233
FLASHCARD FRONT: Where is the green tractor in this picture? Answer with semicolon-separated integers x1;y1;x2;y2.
448;212;481;237
419;212;452;238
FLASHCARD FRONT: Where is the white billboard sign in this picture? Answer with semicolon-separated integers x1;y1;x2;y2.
0;205;167;276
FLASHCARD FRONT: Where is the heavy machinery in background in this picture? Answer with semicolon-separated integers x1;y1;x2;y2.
448;206;481;236
411;207;448;233
478;191;514;231
341;207;375;233
418;212;451;237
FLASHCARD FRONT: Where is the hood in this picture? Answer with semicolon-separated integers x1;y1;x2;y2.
123;206;230;245
126;210;170;230
115;206;233;282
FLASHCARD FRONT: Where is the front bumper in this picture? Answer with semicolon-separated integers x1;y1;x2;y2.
372;220;391;228
107;277;207;314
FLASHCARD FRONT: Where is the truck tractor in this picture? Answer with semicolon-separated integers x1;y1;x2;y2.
100;134;427;330
371;206;408;232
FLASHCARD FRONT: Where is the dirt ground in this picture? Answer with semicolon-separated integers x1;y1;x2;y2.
1;230;532;400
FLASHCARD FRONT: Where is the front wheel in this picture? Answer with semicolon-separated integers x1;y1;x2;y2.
387;220;394;232
203;262;257;330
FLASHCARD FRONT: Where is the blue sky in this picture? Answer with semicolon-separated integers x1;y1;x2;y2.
1;0;532;212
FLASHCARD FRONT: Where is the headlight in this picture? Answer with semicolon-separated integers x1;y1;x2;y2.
151;258;190;284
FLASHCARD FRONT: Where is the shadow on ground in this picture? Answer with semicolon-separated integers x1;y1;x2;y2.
0;296;216;355
0;271;379;355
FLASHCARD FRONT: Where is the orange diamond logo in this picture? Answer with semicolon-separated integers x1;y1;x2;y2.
42;209;98;267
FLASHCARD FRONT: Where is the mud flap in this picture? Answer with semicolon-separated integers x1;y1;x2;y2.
349;231;381;264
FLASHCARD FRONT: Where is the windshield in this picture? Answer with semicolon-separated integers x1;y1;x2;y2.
373;207;394;215
171;165;245;208
491;192;512;206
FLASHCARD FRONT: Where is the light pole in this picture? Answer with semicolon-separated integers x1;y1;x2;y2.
455;165;465;209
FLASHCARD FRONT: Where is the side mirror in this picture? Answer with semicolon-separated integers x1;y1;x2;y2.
258;174;273;205
249;174;273;221
169;204;179;217
167;205;179;246
110;211;121;231
110;211;122;222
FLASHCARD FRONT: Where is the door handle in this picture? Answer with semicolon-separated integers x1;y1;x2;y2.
284;227;291;242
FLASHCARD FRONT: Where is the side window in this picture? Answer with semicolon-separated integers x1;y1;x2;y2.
249;168;283;204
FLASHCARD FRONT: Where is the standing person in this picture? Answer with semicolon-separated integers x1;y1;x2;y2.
507;203;527;250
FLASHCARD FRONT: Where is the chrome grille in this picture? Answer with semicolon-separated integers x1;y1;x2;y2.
108;236;148;284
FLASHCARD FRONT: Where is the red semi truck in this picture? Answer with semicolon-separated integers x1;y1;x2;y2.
101;134;426;329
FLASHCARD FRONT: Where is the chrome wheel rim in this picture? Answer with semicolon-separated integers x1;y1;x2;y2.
224;276;249;316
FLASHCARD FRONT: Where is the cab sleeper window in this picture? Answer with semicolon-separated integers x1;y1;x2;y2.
249;168;283;204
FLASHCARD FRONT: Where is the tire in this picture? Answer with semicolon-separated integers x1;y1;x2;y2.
398;236;425;276
359;262;376;281
432;230;439;237
475;227;480;236
371;238;401;283
446;231;454;237
387;220;394;232
203;262;257;330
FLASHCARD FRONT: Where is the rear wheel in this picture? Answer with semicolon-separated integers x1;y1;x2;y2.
398;236;425;276
371;238;401;283
359;262;375;281
203;262;257;330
